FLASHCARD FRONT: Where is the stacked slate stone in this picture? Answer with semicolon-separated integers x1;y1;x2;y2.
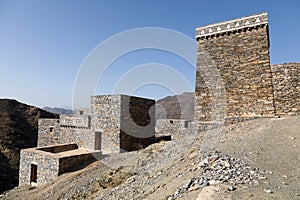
168;152;261;199
271;63;300;116
194;12;276;130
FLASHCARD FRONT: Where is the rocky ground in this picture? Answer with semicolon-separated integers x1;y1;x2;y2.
1;115;299;200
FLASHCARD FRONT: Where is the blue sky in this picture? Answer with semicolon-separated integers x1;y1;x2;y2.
0;0;299;108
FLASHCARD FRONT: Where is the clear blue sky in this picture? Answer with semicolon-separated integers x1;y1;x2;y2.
0;0;299;108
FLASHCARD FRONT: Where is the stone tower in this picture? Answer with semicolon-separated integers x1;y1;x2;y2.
194;12;275;130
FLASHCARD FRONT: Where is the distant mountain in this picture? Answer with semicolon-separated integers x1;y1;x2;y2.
43;106;74;114
0;99;58;194
156;92;194;120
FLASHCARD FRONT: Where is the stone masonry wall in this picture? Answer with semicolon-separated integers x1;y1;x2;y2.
60;114;91;128
38;119;61;147
194;13;275;129
38;117;93;149
91;95;121;153
58;127;92;149
19;149;59;186
271;63;300;116
36;143;78;153
58;152;101;175
120;95;155;151
58;115;92;149
155;119;193;137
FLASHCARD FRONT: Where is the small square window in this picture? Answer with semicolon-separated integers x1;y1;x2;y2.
49;127;54;132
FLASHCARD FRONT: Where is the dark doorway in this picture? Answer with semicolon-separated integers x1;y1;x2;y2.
94;132;102;150
30;164;37;183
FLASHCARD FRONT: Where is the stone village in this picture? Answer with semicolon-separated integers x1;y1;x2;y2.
19;12;299;186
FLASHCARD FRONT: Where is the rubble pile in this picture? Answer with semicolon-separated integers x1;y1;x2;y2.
168;152;261;199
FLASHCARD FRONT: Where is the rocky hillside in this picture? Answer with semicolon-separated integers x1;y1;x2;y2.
156;92;194;120
0;99;58;194
2;116;299;199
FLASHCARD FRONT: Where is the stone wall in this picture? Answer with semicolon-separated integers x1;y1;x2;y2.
194;12;275;129
91;95;121;153
58;127;92;149
75;108;90;115
120;95;155;151
60;114;91;128
58;152;101;175
38;118;93;149
19;149;59;186
155;119;193;137
271;63;300;116
58;115;92;149
36;143;78;153
37;119;61;147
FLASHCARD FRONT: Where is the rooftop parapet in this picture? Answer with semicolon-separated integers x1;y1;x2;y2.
195;12;268;40
60;114;91;128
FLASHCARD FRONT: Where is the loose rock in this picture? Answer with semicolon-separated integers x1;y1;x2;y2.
169;152;261;199
264;188;273;194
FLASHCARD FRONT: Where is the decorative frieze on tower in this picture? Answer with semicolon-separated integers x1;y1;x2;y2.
195;12;268;39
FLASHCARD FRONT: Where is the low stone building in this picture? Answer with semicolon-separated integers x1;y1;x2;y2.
19;144;101;186
19;94;155;186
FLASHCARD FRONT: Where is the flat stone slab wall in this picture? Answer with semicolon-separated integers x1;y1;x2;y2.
38;119;60;147
120;95;155;151
60;114;91;128
271;63;300;116
36;143;78;153
156;119;189;134
194;12;276;130
59;152;102;175
91;95;122;153
156;119;194;137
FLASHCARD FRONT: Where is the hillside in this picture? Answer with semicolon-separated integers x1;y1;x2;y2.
2;116;299;199
0;99;58;194
42;107;74;115
156;92;194;120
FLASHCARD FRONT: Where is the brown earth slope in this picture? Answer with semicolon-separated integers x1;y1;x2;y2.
0;99;58;194
156;92;194;120
2;115;299;199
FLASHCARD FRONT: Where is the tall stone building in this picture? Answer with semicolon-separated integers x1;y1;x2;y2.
194;12;275;130
194;12;299;131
